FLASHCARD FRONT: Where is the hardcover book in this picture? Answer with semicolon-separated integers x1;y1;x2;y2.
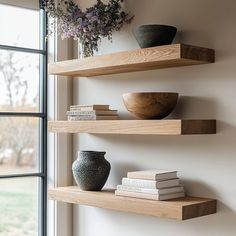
121;178;180;189
67;110;118;116
116;185;184;195
68;115;118;121
127;170;177;181
70;104;110;111
115;190;185;201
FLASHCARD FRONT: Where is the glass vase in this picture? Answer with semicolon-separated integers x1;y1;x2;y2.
78;41;101;59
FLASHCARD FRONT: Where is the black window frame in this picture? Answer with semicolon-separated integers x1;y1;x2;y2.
0;6;47;236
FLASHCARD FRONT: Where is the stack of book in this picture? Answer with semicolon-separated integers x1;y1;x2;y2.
67;104;118;121
115;170;185;201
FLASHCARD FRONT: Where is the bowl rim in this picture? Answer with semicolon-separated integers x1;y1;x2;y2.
123;92;179;97
134;24;177;31
78;151;106;154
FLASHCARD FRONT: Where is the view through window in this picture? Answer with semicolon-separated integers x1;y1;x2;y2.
0;4;47;236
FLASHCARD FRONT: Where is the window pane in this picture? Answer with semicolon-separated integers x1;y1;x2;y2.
0;4;39;49
0;177;39;236
0;49;39;112
0;117;39;175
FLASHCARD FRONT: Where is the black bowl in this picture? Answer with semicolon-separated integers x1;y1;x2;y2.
133;24;177;48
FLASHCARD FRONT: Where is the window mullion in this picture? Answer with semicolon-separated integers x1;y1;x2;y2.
39;8;48;236
0;112;46;117
0;172;45;179
0;44;46;54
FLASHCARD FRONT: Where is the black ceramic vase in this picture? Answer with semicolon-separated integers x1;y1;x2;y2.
133;24;177;48
72;151;111;191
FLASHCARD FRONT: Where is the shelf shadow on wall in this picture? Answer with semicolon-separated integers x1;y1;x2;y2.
118;96;217;120
167;96;217;119
87;94;236;160
181;179;217;198
111;162;140;184
182;179;236;231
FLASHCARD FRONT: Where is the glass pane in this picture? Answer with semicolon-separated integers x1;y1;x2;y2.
0;117;39;175
0;49;39;112
0;177;39;236
0;4;39;49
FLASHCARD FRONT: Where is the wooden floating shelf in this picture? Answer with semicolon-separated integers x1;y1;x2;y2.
48;44;215;77
48;187;217;220
48;120;216;135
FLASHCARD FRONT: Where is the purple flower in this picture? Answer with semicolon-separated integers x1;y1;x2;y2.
43;0;134;57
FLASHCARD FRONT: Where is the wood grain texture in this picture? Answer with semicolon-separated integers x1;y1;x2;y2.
48;187;217;220
48;120;216;135
181;120;216;135
48;44;215;77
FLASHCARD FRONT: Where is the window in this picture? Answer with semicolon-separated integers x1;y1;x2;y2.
0;4;47;236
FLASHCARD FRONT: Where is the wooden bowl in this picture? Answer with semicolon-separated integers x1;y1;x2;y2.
123;92;178;119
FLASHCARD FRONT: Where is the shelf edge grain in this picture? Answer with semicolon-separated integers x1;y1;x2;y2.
182;199;217;220
181;120;216;134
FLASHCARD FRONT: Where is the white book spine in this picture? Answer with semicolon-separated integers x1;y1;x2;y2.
67;111;97;115
117;185;160;194
67;110;117;116
68;115;118;121
70;105;107;108
115;190;185;201
157;179;180;189
68;115;96;121
70;105;109;111
122;178;157;189
122;178;180;189
117;185;184;195
127;170;177;181
70;107;96;111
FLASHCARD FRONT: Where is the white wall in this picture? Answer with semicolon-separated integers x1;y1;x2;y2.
72;0;236;235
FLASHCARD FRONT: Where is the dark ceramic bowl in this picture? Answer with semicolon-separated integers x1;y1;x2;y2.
133;24;177;48
123;92;178;119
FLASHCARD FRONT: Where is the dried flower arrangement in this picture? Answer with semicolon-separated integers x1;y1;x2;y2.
42;0;134;57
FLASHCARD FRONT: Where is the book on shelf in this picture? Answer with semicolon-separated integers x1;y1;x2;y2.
127;170;177;181
116;185;184;195
68;115;118;121
115;190;185;201
67;110;118;116
70;104;110;111
121;177;180;189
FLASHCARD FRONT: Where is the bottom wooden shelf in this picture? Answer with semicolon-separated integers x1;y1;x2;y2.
48;186;217;220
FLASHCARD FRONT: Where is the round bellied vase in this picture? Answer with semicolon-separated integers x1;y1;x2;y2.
72;151;111;191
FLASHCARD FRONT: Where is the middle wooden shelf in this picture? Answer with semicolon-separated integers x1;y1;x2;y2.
48;119;216;135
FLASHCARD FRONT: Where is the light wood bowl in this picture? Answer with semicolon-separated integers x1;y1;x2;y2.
123;92;178;119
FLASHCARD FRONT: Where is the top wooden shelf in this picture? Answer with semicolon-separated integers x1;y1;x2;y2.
48;44;215;77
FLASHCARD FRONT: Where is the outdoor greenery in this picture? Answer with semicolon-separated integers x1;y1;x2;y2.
0;178;38;236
